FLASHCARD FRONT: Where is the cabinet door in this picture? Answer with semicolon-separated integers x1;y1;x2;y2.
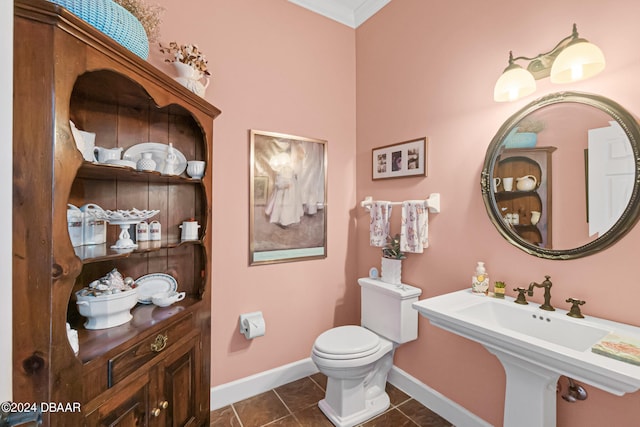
158;334;202;427
85;373;153;427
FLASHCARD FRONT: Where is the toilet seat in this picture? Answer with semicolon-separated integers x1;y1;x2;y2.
313;325;382;360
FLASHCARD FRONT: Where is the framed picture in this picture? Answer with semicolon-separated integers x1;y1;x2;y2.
249;130;327;265
372;137;428;180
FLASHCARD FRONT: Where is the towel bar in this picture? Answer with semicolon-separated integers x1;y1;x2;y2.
360;193;441;213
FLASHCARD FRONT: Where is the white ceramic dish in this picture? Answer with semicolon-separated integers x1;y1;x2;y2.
123;142;187;175
105;159;137;168
76;288;138;330
135;273;178;304
152;291;186;307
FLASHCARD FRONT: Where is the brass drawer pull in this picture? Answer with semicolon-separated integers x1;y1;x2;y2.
151;333;168;352
151;401;169;417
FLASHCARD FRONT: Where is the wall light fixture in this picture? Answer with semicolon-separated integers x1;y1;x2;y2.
494;24;605;102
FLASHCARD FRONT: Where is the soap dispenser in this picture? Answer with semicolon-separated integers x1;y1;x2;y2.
472;262;489;295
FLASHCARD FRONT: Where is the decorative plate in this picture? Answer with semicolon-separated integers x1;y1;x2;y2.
85;208;160;224
135;273;178;304
123;142;187;175
105;159;137;168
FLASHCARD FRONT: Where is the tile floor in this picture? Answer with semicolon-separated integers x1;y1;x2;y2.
211;373;453;427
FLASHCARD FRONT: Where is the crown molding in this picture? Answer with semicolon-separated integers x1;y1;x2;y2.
288;0;391;28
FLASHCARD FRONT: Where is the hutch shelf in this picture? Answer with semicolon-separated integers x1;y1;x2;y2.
493;147;556;248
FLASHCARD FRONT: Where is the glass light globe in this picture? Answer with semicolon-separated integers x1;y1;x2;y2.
494;64;536;102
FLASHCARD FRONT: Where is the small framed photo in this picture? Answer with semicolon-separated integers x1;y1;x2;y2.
372;137;428;180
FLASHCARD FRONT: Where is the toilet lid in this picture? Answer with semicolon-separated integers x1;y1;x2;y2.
313;326;381;359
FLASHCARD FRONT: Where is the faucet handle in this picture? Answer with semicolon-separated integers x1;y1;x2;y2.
566;298;585;319
513;287;528;305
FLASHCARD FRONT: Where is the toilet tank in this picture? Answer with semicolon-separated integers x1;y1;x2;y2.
358;277;422;344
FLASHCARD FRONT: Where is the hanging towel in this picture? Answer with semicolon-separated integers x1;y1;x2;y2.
369;201;392;247
400;201;429;253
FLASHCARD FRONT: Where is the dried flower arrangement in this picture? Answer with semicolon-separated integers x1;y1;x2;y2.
159;42;211;76
114;0;164;43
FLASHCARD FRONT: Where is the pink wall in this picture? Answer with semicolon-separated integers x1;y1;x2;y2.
150;0;358;385
152;0;640;425
356;0;640;425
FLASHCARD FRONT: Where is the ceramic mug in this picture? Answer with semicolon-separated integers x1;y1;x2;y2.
503;177;514;191
180;220;200;241
492;177;501;192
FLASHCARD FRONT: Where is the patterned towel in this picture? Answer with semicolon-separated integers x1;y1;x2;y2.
370;201;392;247
400;201;428;253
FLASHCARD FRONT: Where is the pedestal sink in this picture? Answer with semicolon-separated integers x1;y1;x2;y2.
412;290;640;427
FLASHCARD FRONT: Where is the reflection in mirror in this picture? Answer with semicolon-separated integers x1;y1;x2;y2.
482;92;640;259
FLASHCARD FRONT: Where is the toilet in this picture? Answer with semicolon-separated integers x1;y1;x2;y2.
311;277;422;427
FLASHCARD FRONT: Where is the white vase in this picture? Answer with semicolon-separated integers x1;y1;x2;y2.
172;62;210;97
136;152;156;171
381;257;402;285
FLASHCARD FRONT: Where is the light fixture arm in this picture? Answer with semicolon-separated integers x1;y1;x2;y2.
504;24;581;80
509;24;578;65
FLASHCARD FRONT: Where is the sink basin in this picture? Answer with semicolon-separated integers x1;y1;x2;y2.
460;300;609;352
413;290;640;427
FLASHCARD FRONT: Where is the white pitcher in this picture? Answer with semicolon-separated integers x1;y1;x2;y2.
516;175;537;191
94;146;123;163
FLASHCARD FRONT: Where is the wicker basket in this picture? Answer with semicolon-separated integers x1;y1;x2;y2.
49;0;149;59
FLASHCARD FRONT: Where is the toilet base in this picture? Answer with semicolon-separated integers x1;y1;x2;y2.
318;391;390;427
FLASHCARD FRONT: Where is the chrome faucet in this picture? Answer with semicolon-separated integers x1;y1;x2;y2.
527;275;555;311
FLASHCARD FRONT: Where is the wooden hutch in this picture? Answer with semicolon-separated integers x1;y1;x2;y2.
13;1;219;425
494;147;555;248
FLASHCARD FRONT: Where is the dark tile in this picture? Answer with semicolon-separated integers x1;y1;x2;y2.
386;383;411;406
276;377;326;413
210;405;241;427
266;414;302;426
293;404;335;427
233;391;290;427
398;399;454;427
310;372;327;391
360;408;416;427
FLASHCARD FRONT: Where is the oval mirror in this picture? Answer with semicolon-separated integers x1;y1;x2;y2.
481;92;640;259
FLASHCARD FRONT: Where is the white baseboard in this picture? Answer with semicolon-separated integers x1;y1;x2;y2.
211;359;492;427
210;358;319;410
388;366;493;427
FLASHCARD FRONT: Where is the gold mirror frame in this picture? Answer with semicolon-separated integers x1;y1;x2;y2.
481;92;640;259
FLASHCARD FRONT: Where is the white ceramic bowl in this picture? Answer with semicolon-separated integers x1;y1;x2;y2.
186;160;205;179
76;288;138;330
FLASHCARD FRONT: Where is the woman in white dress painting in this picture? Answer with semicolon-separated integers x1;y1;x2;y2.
264;145;304;227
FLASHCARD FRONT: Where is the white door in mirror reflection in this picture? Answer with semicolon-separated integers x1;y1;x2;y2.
588;121;635;237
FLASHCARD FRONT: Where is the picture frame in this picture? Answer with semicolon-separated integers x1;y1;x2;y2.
372;137;428;180
249;130;327;265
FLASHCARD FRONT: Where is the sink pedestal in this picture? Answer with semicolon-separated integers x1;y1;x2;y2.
489;348;560;427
